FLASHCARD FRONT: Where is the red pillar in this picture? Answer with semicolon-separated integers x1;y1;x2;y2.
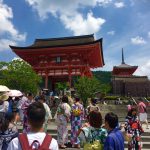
68;67;72;87
68;56;72;87
45;73;48;89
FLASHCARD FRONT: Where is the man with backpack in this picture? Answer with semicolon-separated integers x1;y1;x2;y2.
8;101;58;150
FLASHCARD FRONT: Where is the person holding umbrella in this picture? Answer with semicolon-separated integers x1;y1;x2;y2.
7;90;23;124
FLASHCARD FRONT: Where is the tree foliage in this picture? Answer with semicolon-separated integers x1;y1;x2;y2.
93;70;112;84
99;83;112;95
0;59;41;94
0;61;8;69
75;76;101;107
55;82;69;91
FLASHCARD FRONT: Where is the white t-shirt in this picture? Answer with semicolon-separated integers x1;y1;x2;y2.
43;103;52;120
7;132;58;150
0;101;9;112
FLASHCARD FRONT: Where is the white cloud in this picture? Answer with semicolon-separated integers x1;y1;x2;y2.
0;39;16;51
25;0;107;35
98;0;112;6
131;36;146;45
0;0;26;51
114;2;125;8
60;12;105;36
107;30;115;35
148;32;150;38
134;60;150;78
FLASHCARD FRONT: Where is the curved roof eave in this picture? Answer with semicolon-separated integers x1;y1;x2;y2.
9;38;103;50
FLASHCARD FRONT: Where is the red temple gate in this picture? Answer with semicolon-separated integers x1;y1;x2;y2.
10;34;104;89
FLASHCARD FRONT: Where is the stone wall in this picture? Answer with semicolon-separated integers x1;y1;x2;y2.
112;76;150;96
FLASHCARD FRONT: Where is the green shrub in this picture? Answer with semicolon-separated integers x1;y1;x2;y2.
104;96;119;100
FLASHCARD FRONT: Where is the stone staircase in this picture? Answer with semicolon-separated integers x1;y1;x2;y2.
98;104;150;122
17;122;150;150
17;105;150;149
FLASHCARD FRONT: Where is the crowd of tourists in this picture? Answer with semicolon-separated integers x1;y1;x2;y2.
0;86;149;150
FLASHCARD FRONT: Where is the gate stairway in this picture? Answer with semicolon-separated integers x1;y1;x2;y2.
17;122;150;150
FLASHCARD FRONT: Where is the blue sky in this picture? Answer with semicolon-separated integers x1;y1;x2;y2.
0;0;150;77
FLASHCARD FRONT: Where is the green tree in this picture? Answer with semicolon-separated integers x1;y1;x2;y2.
0;61;8;69
0;59;41;94
93;70;112;84
55;82;69;91
55;82;69;95
100;83;112;95
75;76;101;107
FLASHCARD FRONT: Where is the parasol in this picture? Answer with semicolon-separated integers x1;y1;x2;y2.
8;90;23;97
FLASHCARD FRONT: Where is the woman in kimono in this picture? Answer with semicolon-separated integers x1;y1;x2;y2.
21;93;34;133
70;97;84;148
56;95;71;149
124;107;144;150
78;110;107;149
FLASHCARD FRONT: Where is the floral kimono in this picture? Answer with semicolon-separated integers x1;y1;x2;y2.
70;103;84;145
124;115;144;150
21;100;33;133
56;102;71;145
78;126;107;149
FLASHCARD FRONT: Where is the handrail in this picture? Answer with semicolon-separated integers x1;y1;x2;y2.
144;97;149;103
131;97;137;105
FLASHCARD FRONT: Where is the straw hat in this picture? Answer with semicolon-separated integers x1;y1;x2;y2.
0;94;9;101
0;85;10;92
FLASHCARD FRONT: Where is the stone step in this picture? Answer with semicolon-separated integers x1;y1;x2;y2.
17;128;150;149
18;127;150;136
50;133;150;140
124;141;150;149
49;132;150;148
125;149;149;150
